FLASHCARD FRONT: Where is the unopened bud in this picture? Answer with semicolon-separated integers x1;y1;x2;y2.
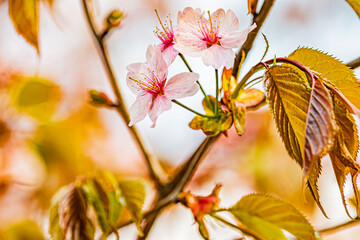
89;90;114;107
106;10;125;28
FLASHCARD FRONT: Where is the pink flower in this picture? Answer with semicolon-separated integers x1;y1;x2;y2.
126;45;199;127
174;8;257;69
154;10;179;66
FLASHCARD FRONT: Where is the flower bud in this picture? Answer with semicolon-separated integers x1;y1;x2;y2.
106;10;125;28
89;90;114;107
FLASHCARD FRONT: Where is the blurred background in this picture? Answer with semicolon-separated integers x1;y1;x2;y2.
0;0;359;239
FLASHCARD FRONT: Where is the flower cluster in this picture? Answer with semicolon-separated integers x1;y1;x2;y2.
126;7;256;127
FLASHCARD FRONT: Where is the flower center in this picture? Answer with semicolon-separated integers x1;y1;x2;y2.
0;120;11;148
198;11;221;47
130;68;164;95
154;9;174;47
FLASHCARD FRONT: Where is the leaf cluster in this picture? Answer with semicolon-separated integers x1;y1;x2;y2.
49;171;146;239
264;48;360;217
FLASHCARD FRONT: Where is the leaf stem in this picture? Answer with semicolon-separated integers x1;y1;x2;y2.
172;100;216;119
319;217;360;237
81;0;166;189
215;69;219;116
179;53;207;98
210;213;262;239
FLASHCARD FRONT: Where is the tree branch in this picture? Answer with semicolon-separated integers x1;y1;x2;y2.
81;0;167;189
319;218;360;237
347;57;360;69
232;0;276;78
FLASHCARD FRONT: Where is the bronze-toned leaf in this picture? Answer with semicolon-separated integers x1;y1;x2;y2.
189;112;233;137
229;194;316;240
329;98;360;217
9;0;39;53
231;100;246;136
265;65;337;215
289;48;360;109
58;184;95;240
302;78;336;181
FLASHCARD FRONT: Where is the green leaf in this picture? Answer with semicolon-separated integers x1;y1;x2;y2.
229;194;316;240
118;180;146;235
81;172;123;237
81;180;113;235
346;0;360;18
9;0;39;53
288;48;360;109
53;184;95;240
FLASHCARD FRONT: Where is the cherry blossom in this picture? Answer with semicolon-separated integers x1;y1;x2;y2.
126;45;199;127
154;10;179;66
174;7;256;69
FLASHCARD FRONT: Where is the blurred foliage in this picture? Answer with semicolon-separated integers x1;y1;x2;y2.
1;220;45;240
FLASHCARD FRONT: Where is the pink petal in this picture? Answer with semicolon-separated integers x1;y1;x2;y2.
177;7;203;38
220;23;257;48
219;9;239;34
201;45;235;69
174;32;206;57
160;43;179;66
145;45;168;81
211;8;225;29
148;95;172;127
128;94;153;126
164;72;200;99
126;63;151;95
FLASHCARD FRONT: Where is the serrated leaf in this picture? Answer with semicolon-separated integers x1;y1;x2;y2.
229;194;316;240
329;98;360;217
346;0;360;18
302;78;336;180
265;65;336;215
288;48;360;109
265;65;336;176
118;180;146;235
58;184;95;240
9;0;39;53
264;65;311;166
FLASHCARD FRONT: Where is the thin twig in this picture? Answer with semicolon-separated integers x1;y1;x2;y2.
233;0;276;78
319;218;360;237
347;57;360;69
81;0;167;188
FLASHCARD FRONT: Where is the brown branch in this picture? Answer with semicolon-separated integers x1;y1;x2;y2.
347;57;360;69
319;218;360;237
232;0;276;78
81;0;167;189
